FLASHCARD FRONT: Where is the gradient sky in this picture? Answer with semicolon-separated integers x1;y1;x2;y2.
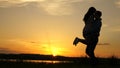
0;0;120;58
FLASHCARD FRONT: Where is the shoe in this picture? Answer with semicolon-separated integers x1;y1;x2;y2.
73;37;79;46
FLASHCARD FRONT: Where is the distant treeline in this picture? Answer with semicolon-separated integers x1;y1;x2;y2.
0;54;79;61
0;54;120;65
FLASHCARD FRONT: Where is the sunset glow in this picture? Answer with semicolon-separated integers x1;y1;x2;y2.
51;47;60;56
0;0;120;58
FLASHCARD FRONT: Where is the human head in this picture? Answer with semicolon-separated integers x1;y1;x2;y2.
83;7;96;22
94;11;102;19
88;7;96;14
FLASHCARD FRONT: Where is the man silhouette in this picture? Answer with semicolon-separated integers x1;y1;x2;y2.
73;7;102;63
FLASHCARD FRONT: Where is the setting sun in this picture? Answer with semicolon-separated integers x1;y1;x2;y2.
51;47;60;56
0;0;120;58
41;43;62;56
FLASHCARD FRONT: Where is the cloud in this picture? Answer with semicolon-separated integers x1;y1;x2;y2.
110;26;120;32
0;47;17;53
102;24;109;28
0;0;42;7
115;0;120;8
0;0;84;15
98;43;110;46
111;28;120;32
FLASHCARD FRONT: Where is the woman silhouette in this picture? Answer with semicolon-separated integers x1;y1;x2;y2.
73;7;102;63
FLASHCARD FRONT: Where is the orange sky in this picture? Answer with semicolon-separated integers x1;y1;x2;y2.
0;0;120;58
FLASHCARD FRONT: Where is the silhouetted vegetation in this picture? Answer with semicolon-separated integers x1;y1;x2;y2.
0;54;120;68
0;53;76;61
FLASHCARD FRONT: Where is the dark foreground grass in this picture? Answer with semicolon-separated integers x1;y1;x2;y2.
0;55;120;68
0;61;120;68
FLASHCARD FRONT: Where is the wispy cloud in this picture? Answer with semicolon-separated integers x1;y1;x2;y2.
110;26;120;32
98;43;110;46
115;0;120;8
0;47;17;53
102;24;109;28
111;28;120;32
0;0;85;15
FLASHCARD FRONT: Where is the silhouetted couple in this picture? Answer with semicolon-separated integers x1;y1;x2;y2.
73;7;102;64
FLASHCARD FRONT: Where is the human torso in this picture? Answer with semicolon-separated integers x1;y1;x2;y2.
83;17;102;38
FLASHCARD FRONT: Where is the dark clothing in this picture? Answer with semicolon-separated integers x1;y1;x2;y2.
83;15;95;37
85;36;98;58
83;15;102;59
83;16;102;39
91;18;102;36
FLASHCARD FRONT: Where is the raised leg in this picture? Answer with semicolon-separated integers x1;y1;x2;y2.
73;37;87;46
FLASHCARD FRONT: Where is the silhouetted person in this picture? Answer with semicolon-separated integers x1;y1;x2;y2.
73;7;102;64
